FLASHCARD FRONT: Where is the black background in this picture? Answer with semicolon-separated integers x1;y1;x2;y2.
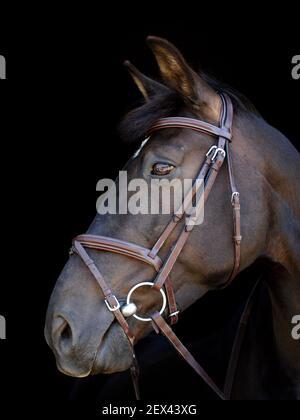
0;9;299;412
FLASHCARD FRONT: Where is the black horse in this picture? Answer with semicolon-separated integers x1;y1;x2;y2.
45;37;300;400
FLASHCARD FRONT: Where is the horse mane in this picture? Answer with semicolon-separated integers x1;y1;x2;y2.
119;73;261;145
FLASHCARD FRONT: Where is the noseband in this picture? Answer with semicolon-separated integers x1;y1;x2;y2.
70;93;242;400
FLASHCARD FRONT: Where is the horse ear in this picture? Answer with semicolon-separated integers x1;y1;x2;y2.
124;60;167;101
146;36;221;121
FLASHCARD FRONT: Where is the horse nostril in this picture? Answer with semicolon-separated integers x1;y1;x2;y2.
61;320;72;341
52;315;73;354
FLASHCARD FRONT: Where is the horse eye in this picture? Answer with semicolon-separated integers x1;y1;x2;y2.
151;163;175;176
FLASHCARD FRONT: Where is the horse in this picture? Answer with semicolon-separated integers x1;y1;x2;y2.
44;36;300;400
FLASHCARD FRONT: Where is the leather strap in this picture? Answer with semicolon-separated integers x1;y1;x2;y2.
148;117;232;141
224;279;261;399
75;234;163;271
225;141;242;285
151;312;225;400
73;240;134;341
148;152;213;259
72;235;180;322
164;276;179;325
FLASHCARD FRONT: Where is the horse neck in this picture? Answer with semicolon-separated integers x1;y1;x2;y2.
238;113;300;270
257;116;300;273
250;115;300;384
253;115;300;218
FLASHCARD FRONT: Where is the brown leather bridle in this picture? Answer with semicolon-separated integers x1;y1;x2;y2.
70;93;243;400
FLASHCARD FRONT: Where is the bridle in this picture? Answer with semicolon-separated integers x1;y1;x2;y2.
70;92;243;400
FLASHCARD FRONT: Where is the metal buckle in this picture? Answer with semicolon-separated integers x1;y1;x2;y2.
231;191;240;204
104;295;121;312
126;282;167;322
169;310;180;318
211;147;226;161
206;145;217;158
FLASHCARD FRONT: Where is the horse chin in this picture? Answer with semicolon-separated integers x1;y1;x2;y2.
56;362;92;378
91;323;134;375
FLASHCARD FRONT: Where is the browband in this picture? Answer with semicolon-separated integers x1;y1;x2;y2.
148;116;232;141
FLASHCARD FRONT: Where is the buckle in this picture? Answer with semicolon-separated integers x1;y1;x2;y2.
169;310;180;318
206;145;217;158
211;147;226;161
231;191;240;204
104;295;121;312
